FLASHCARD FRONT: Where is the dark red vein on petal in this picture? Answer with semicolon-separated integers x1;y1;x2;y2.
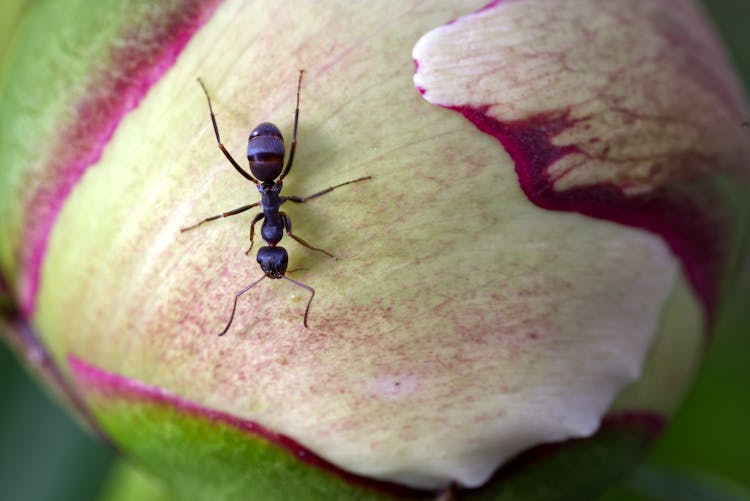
448;105;729;323
19;0;224;317
68;356;430;498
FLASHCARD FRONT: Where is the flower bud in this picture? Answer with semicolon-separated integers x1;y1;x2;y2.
1;0;748;498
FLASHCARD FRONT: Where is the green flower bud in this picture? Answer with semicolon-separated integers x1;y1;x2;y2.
1;0;748;499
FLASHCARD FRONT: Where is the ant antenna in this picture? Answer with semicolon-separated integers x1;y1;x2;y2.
282;275;315;328
218;275;266;336
278;69;304;181
217;274;315;335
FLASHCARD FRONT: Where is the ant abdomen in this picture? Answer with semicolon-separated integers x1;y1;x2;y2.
247;123;285;182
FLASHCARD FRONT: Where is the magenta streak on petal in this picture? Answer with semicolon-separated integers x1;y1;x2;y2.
67;356;430;497
19;0;224;318
475;0;505;15
448;105;725;320
413;60;427;94
446;0;505;25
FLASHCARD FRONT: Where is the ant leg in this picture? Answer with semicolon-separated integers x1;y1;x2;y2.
282;275;315;328
280;212;336;260
278;70;304;181
245;213;265;255
181;202;259;232
284;176;371;203
217;275;266;336
197;78;259;184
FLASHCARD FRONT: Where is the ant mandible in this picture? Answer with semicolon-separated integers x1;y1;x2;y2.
181;70;370;335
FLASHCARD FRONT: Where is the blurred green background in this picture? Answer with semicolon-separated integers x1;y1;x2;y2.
1;1;748;500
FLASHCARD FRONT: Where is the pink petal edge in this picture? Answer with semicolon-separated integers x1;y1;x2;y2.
19;0;224;317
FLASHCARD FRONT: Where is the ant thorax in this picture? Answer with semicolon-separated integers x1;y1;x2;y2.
258;182;283;212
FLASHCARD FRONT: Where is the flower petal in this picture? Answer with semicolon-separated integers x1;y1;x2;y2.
413;0;750;317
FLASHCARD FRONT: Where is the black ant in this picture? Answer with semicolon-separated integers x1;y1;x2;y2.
182;70;370;335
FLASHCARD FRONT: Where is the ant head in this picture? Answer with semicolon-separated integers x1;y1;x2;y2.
257;246;288;279
247;122;285;182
